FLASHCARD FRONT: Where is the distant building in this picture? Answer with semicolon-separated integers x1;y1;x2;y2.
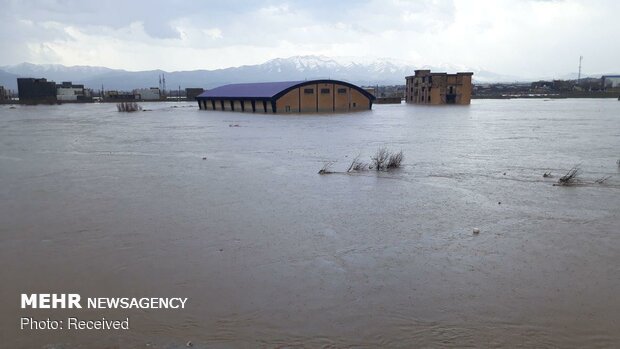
602;75;620;90
196;79;375;114
185;88;205;101
0;86;7;101
105;90;138;101
363;87;376;96
17;78;57;104
56;81;91;102
405;70;473;105
134;87;161;101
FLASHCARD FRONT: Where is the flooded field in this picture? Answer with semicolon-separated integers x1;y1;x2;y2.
1;99;619;348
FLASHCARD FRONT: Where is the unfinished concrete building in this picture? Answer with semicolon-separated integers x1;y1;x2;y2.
406;70;473;105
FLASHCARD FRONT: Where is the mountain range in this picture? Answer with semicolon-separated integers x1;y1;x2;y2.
0;55;604;92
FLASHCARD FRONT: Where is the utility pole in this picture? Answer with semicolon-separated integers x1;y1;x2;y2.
162;74;166;97
577;55;583;84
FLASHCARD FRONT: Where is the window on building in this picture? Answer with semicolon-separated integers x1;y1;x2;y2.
285;105;291;112
353;102;357;107
320;88;330;94
337;88;347;94
428;95;431;102
304;88;314;94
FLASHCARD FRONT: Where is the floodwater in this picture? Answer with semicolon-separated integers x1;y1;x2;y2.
1;99;619;348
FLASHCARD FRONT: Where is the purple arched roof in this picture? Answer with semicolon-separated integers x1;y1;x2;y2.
198;81;305;99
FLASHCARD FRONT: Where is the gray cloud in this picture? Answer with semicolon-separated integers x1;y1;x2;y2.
0;0;618;78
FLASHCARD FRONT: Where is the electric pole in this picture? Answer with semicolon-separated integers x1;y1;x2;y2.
577;55;583;84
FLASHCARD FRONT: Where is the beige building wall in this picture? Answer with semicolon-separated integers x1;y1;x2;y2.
317;83;334;112
242;100;253;112
430;88;441;105
276;89;300;113
300;84;318;113
334;84;350;112
350;89;370;110
254;100;266;113
457;74;472;104
233;100;242;111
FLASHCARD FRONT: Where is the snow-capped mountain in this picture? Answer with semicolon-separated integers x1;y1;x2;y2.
0;55;520;91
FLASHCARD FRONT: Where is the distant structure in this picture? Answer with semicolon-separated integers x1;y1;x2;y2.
105;90;138;101
159;74;166;96
17;78;57;104
602;75;620;91
134;87;161;101
363;87;376;96
405;70;473;105
577;56;583;84
0;86;7;101
196;79;375;113
185;88;205;101
56;81;91;102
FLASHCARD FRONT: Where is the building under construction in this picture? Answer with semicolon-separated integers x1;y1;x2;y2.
405;70;473;105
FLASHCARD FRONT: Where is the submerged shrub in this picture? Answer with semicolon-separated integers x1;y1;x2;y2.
558;166;581;186
318;161;335;175
347;155;369;172
386;150;404;169
371;148;390;171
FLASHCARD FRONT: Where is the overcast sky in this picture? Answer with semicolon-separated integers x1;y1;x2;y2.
0;0;617;78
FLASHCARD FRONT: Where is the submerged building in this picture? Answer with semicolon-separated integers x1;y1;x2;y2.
17;78;57;104
405;70;473;105
134;87;161;101
196;79;375;113
602;75;620;91
56;81;91;102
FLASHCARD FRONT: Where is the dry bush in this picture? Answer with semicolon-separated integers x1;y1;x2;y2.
371;148;390;171
387;150;404;169
318;161;335;175
558;166;581;186
347;155;369;172
595;176;611;184
117;102;142;112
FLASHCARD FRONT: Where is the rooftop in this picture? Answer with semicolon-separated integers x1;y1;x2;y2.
198;81;304;99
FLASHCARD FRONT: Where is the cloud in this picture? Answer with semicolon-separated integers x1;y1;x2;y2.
0;0;618;78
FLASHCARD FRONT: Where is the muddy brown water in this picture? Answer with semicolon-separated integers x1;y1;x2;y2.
1;99;619;348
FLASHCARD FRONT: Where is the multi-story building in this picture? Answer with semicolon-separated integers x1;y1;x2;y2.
105;90;138;101
602;75;620;91
134;87;161;101
0;86;7;101
17;78;57;104
185;88;205;101
56;81;91;102
405;70;473;105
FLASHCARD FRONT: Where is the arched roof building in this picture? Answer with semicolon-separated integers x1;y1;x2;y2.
196;79;375;114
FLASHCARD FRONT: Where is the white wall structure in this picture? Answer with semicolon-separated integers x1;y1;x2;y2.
57;87;83;101
134;88;161;100
602;76;620;89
